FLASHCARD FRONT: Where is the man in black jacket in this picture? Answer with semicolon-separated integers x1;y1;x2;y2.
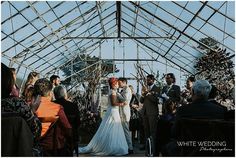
161;73;181;115
161;73;181;104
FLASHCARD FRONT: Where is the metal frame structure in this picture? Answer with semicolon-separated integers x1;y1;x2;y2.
1;1;235;79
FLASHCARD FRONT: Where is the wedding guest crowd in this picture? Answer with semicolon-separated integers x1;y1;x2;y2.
1;63;78;156
1;61;234;156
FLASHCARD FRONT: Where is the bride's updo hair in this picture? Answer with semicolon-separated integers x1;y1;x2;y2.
108;77;118;89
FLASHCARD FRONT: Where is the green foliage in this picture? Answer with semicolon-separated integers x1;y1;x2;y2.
195;37;234;107
198;37;219;50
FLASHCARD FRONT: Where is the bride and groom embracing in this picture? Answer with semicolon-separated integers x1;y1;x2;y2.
79;77;134;156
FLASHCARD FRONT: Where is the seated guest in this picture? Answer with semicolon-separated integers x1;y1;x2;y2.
156;100;177;156
161;99;177;122
34;78;72;156
53;85;80;155
175;80;226;121
164;80;227;156
53;85;80;128
1;63;42;143
209;85;236;121
9;68;20;97
208;85;227;111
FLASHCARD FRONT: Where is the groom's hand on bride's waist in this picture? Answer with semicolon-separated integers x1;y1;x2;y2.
118;102;127;106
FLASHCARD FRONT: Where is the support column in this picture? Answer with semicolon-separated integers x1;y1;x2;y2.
98;42;102;114
123;39;125;77
137;44;139;94
113;37;115;76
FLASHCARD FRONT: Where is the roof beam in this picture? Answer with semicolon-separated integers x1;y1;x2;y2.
46;1;80;52
121;17;193;64
151;1;234;55
76;1;95;41
129;1;222;55
116;1;121;38
122;30;193;74
10;4;110;67
96;1;108;41
122;3;204;59
27;1;69;60
163;1;208;57
131;1;140;36
63;36;170;39
43;25;117;75
137;43;184;72
4;2;92;58
31;12;116;66
1;30;57;70
121;23;194;72
172;1;234;44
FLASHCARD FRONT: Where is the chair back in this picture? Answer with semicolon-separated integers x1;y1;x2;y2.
1;115;33;156
175;118;235;156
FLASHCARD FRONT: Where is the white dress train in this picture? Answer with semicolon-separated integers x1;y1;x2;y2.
79;92;128;156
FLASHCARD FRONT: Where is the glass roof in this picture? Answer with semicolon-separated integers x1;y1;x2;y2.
1;1;235;79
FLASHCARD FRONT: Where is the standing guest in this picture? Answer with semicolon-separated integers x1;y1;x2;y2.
9;68;20;97
22;71;39;105
1;63;42;143
128;85;140;142
181;76;195;105
161;73;181;111
50;75;61;101
208;85;227;111
140;74;161;156
34;78;72;156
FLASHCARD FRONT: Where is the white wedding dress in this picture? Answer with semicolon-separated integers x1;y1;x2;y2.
79;91;128;156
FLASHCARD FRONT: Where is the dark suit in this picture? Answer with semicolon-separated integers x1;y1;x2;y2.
167;101;228;156
140;84;161;156
175;100;226;121
172;100;226;137
162;84;181;103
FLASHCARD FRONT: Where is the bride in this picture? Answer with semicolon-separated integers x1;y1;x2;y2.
79;77;128;156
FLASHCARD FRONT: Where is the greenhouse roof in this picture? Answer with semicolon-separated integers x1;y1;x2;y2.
1;1;235;78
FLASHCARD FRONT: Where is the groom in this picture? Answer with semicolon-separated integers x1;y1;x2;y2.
117;77;134;154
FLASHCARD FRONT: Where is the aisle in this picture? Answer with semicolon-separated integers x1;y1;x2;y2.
78;140;145;157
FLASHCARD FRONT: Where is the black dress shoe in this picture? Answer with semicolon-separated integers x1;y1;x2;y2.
128;149;134;154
